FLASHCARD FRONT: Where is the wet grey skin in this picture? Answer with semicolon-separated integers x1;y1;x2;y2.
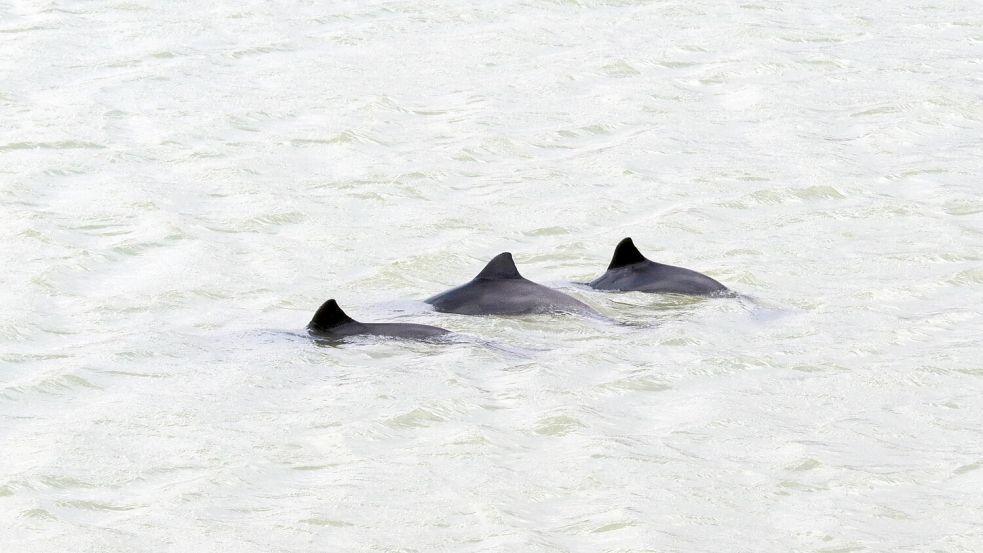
426;252;601;316
307;299;450;340
589;237;729;295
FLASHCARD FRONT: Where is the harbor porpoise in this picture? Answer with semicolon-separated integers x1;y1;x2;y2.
307;299;449;340
426;252;601;316
589;237;728;295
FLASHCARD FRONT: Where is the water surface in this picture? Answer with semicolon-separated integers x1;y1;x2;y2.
2;1;982;551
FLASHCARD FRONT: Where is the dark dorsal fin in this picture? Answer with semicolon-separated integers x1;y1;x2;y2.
308;299;357;331
474;252;523;280
608;237;648;269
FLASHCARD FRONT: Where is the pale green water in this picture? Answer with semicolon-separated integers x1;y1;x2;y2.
2;1;982;551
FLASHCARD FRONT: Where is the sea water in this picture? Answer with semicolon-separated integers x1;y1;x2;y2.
2;1;982;551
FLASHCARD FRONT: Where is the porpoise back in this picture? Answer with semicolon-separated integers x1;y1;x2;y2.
308;299;449;340
588;237;728;295
426;252;599;316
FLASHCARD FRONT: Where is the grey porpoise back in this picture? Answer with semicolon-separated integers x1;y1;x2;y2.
308;299;449;340
426;252;601;316
588;237;728;295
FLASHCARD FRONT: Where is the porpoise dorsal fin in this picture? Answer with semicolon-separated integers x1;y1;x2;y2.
608;237;648;269
308;299;357;331
474;252;523;280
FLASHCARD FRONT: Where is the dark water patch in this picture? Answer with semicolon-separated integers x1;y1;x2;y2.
0;25;52;33
302;518;355;527
1;141;106;151
229;44;294;59
19;508;57;520
290;130;387;146
58;499;138;512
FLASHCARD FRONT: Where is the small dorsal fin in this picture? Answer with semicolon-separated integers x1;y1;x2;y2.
608;237;648;269
474;252;523;280
308;299;356;330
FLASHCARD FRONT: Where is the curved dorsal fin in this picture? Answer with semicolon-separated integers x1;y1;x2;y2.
474;252;523;280
308;299;356;330
608;237;648;269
